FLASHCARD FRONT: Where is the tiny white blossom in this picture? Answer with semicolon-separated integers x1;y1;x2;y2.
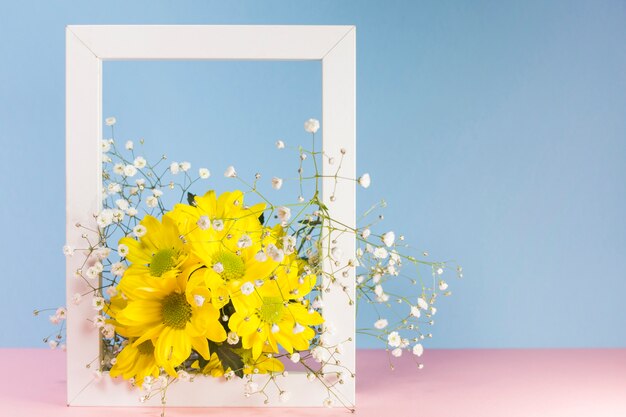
265;244;284;263
374;319;388;329
111;262;126;276
48;340;59;349
152;189;163;197
49;315;60;324
107;183;121;195
213;263;224;274
290;352;301;363
125;140;134;150
146;196;158;208
193;294;205;307
117;244;129;258
93;247;111;260
237;234;252;249
417;297;429;310
277;206;291;223
106;286;118;297
112;209;125;223
392;348;403;358
323;398;334;408
227;332;239;345
177;370;190;381
240;282;254;296
410;306;421;318
255;250;267;262
276;140;285;149
212;219;224;231
413;343;424;357
170;162;180;174
244;381;258;394
101;139;111;152
374;284;384;297
63;245;74;257
180;161;191;172
224;165;237;178
197;215;211;230
304;118;320;133
133;224;147;238
126;207;138;217
115;199;129;211
358;173;371;188
387;331;402;348
92;296;105;311
113;163;125;175
85;266;99;280
311;346;330;363
373;247;388;259
361;228;371;239
272;177;283;190
124;165;137;177
293;322;305;334
133;156;147;169
72;293;82;305
105;117;116;126
102;323;115;338
199;168;211;179
331;247;343;262
439;280;449;291
97;209;114;228
382;231;396;247
279;391;291;403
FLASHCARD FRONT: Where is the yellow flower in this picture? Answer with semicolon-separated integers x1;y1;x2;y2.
228;260;323;359
109;339;159;387
117;215;192;297
113;266;227;376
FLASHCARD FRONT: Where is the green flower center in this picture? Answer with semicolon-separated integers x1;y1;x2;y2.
161;292;192;329
150;248;177;277
214;251;245;281
258;297;285;324
136;339;155;355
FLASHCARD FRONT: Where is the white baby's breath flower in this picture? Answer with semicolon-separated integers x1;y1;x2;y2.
63;245;74;257
125;140;134;150
146;196;158;208
106;183;121;195
277;206;291;223
265;244;284;263
255;250;267;262
113;163;125;175
111;262;126;276
290;352;301;363
72;293;82;305
152;189;163;197
279;391;291;403
126;207;138;217
392;348;403;358
413;343;424;357
212;219;224;231
199;168;211;179
331;247;343;262
373;247;388;259
282;235;296;255
410;306;421;318
93;315;106;328
276;140;285;149
293;323;305;334
48;340;59;349
92;261;104;273
180;161;191;172
374;284;384;297
224;165;237;178
124;164;137;177
361;228;371;239
387;331;402;348
133;224;147;238
439;280;449;291
85;266;100;280
106;286;118;297
49;315;60;324
212;263;224;274
227;332;239;345
93;247;111;260
193;295;205;307
101;139;111;153
133;156;146;169
170;162;180;174
374;319;388;329
358;173;371;188
105;117;116;126
92;296;105;311
244;381;258;395
272;177;283;190
304;118;320;133
323;398;334;408
115;199;129;211
237;234;252;249
311;346;330;363
382;231;395;247
240;282;254;296
112;209;124;223
197;216;211;230
102;323;115;338
417;297;429;310
177;370;190;381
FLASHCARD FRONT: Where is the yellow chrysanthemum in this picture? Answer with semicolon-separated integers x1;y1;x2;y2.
118;215;192;295
228;261;323;359
192;349;284;377
113;266;227;376
109;339;159;387
169;190;279;309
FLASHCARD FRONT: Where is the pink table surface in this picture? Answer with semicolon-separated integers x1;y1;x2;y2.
1;348;625;417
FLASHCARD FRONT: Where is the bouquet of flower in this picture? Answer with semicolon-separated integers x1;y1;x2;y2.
40;116;460;411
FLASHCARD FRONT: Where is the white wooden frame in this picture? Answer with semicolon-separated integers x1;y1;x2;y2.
66;25;356;408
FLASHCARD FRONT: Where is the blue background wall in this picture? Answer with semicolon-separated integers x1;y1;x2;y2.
1;0;625;348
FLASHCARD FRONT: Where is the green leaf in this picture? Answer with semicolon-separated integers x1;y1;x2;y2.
187;192;197;206
208;341;245;378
